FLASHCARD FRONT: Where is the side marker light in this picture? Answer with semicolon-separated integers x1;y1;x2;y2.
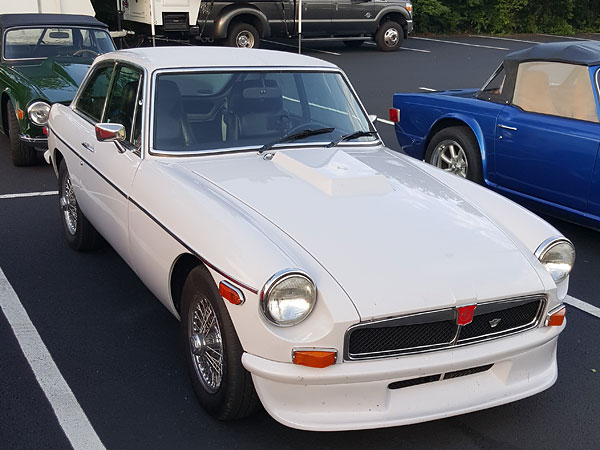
219;281;245;305
389;108;400;123
546;306;566;327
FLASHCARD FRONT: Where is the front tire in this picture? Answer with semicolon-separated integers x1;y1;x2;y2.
425;126;483;184
225;23;260;49
375;21;404;52
58;160;103;251
7;101;37;166
181;266;260;420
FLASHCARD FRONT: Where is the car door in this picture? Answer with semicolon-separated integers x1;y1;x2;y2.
300;0;334;35
71;62;144;265
494;62;600;213
332;0;378;35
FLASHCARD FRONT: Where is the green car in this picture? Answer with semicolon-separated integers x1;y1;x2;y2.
0;13;115;166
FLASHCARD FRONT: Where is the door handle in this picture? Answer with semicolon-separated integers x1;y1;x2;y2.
81;142;94;152
498;124;517;131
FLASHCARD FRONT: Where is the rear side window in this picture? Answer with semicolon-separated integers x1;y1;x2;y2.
104;65;142;142
513;61;599;123
76;65;114;122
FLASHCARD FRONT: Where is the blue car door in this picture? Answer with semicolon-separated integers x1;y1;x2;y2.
494;63;600;213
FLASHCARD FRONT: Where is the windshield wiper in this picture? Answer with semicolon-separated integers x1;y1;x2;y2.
326;130;378;148
260;127;335;153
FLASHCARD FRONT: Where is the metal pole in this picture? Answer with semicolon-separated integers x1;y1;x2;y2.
149;0;157;47
298;0;302;54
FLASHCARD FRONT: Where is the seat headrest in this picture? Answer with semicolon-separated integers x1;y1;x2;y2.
156;79;182;111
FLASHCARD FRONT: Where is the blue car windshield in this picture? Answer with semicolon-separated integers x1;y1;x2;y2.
4;27;115;60
152;70;377;154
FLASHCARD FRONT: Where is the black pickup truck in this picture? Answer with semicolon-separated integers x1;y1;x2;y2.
183;1;414;51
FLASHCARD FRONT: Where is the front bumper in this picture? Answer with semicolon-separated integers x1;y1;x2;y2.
243;323;563;431
20;134;48;149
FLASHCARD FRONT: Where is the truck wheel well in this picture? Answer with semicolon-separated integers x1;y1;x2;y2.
379;13;407;37
1;93;10;135
426;118;476;155
170;253;207;313
229;13;264;37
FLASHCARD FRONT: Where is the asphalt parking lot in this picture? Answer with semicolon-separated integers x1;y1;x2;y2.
1;34;599;450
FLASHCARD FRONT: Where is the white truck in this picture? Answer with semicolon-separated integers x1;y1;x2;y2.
0;0;95;15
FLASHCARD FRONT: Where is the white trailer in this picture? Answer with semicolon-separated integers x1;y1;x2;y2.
0;0;95;15
120;0;202;34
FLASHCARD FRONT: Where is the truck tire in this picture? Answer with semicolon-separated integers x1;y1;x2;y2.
226;23;260;49
7;101;37;166
375;21;404;52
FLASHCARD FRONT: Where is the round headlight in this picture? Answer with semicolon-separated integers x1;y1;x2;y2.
260;270;316;326
535;238;575;284
28;101;51;126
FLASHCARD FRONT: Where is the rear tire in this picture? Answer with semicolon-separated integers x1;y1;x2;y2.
58;160;103;251
225;23;260;49
181;266;260;420
7;101;37;166
425;126;483;184
375;21;404;52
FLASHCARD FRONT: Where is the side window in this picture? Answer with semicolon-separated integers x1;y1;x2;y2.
513;61;599;123
76;65;114;122
478;64;507;103
104;65;142;142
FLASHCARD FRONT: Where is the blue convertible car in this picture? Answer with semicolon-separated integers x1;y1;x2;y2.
392;41;600;229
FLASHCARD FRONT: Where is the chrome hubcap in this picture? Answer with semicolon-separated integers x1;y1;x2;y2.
61;174;78;235
432;140;469;178
236;31;254;48
189;294;223;393
384;28;399;47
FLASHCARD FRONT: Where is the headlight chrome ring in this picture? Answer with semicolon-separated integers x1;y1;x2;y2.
535;236;576;284
27;101;51;126
260;269;317;327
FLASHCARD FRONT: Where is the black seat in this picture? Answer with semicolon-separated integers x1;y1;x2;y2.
117;81;139;139
225;79;287;142
154;79;194;150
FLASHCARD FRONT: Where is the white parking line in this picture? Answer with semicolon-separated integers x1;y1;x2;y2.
565;295;600;319
411;36;510;51
365;42;431;53
0;190;58;199
262;40;341;56
471;35;541;44
376;118;395;126
0;268;106;450
419;87;437;92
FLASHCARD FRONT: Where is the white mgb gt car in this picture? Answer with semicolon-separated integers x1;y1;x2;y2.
47;47;574;431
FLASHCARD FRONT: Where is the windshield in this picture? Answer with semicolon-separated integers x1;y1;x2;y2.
3;27;115;60
152;70;376;154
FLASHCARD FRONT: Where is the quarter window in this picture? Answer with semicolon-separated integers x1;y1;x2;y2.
76;65;114;122
513;61;599;123
104;65;142;142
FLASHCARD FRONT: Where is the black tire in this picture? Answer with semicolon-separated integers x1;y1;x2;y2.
6;101;37;166
181;266;260;420
375;21;404;52
225;23;260;49
424;126;483;184
58;160;103;251
343;40;365;48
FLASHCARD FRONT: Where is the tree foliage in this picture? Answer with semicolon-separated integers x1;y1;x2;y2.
414;0;600;34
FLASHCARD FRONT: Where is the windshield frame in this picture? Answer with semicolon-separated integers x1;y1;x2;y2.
2;25;115;62
148;66;380;158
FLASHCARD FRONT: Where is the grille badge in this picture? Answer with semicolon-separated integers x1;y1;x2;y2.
457;304;477;325
489;318;502;328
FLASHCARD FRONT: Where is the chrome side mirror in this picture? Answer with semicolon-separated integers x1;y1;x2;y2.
368;114;378;124
95;123;126;143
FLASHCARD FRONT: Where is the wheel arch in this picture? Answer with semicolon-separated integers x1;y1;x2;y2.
425;115;488;176
214;6;270;39
170;253;212;314
52;148;64;177
1;91;14;135
376;8;409;37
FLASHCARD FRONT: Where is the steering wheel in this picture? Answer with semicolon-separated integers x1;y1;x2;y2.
73;49;99;57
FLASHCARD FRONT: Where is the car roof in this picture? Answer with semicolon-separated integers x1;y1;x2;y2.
0;13;108;29
504;41;600;66
95;47;339;72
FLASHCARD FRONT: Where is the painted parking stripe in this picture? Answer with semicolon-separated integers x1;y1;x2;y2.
565;295;600;319
0;190;58;199
364;42;432;53
376;118;395;126
471;35;541;44
419;87;437;92
0;268;106;450
411;37;510;51
262;39;341;56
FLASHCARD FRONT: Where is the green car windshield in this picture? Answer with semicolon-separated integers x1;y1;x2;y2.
4;27;115;60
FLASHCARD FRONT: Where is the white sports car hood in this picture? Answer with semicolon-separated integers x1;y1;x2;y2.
179;146;544;320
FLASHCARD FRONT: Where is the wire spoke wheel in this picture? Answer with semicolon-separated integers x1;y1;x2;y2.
188;293;224;393
60;173;78;235
431;139;469;178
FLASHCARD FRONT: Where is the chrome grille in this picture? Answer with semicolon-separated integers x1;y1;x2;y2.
345;295;545;361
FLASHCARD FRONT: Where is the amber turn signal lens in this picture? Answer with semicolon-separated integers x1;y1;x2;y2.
547;306;566;327
17;109;24;120
219;281;244;305
293;350;336;368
